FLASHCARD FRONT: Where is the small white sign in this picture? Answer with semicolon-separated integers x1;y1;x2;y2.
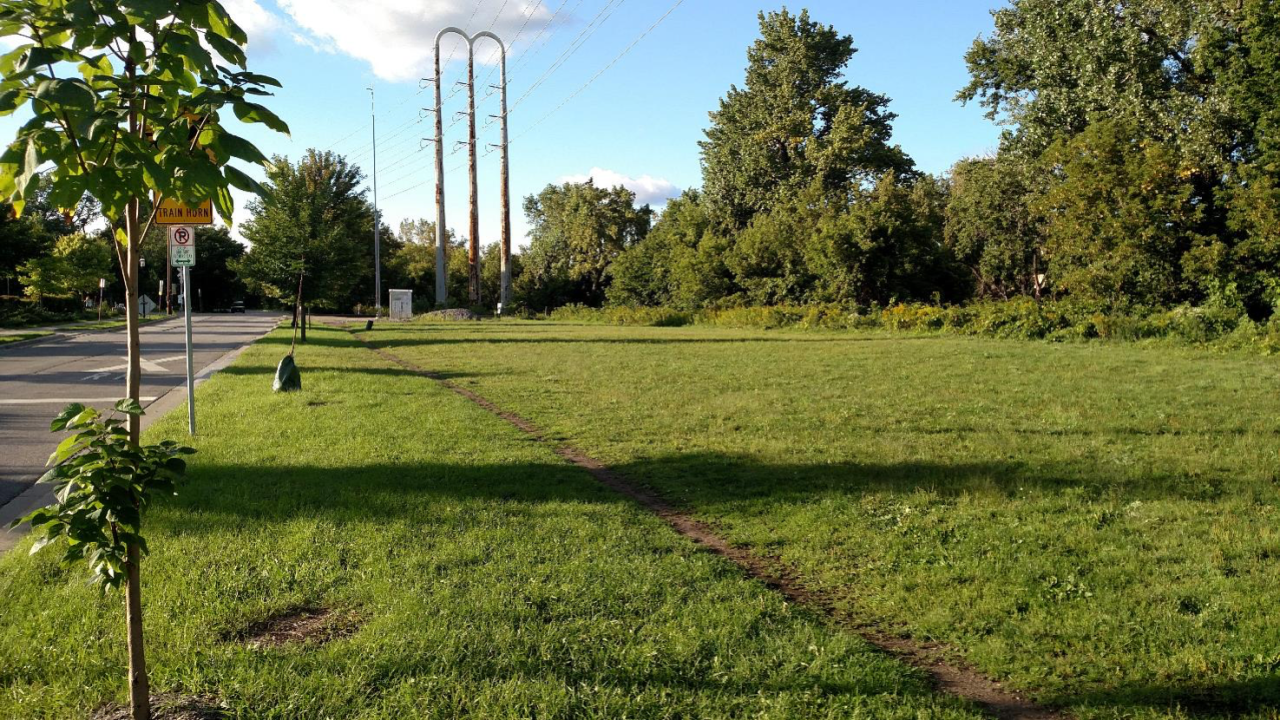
169;225;196;267
139;295;157;315
99;277;105;289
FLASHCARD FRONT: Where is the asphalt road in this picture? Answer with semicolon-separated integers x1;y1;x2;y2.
0;311;280;509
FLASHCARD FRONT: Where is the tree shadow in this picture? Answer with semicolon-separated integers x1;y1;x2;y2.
1060;677;1280;718
356;334;936;349
137;449;1278;717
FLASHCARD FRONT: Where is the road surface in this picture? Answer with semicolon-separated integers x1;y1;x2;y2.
0;312;280;510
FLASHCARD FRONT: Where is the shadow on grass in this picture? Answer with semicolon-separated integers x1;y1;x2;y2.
1062;676;1280;718
151;451;1280;717
215;365;503;381
356;334;939;349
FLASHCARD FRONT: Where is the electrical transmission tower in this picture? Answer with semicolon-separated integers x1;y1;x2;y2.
429;28;511;308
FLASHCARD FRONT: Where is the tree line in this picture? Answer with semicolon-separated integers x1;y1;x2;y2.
8;2;1275;322
534;2;1280;319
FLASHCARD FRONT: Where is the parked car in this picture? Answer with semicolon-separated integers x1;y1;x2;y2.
230;301;245;314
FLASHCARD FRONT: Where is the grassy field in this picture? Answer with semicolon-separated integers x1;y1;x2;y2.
0;331;51;345
0;326;983;719
360;320;1280;719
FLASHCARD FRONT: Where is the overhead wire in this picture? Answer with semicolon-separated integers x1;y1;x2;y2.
382;0;682;203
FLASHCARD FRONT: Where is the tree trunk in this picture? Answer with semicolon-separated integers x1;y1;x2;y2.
123;196;150;720
125;541;149;720
300;305;307;343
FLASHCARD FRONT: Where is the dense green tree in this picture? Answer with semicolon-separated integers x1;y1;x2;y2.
190;227;246;310
386;219;468;307
957;0;1219;157
18;231;114;303
945;155;1044;299
1;177;101;295
700;9;913;230
236;151;373;311
520;180;651;308
1211;0;1280;315
608;190;734;309
1034;121;1209;306
805;174;963;305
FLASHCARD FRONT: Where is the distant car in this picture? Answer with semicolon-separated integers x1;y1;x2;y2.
230;301;245;314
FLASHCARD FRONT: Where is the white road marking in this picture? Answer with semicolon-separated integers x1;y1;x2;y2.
88;354;188;374
0;397;159;405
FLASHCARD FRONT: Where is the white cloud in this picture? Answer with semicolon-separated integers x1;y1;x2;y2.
223;0;286;57
558;167;680;207
278;0;556;83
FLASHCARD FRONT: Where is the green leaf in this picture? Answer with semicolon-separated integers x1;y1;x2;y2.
114;398;145;416
213;183;233;223
51;403;89;431
35;78;96;111
15;46;66;75
207;1;248;45
215;131;266;165
203;31;246;69
224;164;265;196
232;100;289;135
0;43;32;76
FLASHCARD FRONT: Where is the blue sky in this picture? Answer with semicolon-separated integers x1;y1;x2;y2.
3;1;1009;249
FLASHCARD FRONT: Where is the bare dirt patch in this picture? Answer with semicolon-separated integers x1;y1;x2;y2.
91;693;227;720
233;607;361;649
356;336;1069;720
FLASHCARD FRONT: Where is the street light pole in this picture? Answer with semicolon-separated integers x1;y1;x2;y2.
369;85;381;315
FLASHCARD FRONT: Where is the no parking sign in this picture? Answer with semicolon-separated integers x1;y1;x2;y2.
169;226;196;267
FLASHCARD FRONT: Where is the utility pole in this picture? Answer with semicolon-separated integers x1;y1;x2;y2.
466;47;480;305
369;85;382;315
432;32;451;307
432;29;510;309
476;32;511;308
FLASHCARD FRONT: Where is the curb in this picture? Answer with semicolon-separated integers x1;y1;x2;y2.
0;334;56;352
0;319;278;554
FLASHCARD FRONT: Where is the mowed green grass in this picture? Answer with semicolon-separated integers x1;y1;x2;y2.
0;331;51;345
0;326;983;719
363;320;1280;719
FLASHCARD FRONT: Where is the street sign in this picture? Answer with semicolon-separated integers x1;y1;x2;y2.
98;277;105;289
139;295;156;316
155;196;213;225
169;225;196;267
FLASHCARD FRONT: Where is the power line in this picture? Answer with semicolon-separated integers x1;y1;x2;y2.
511;0;586;75
507;0;626;114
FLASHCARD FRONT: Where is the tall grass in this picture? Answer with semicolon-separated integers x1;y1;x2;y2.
548;300;1280;352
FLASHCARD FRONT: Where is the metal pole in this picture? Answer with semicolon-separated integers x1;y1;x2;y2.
476;32;510;308
370;86;381;314
466;44;480;305
182;266;195;436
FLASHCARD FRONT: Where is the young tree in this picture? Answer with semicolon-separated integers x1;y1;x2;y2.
0;3;286;717
699;9;914;230
235;151;374;312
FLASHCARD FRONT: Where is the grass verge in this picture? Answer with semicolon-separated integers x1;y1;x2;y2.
0;325;983;719
0;331;52;346
362;319;1280;720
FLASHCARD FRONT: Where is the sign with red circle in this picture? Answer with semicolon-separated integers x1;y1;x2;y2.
169;225;196;267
